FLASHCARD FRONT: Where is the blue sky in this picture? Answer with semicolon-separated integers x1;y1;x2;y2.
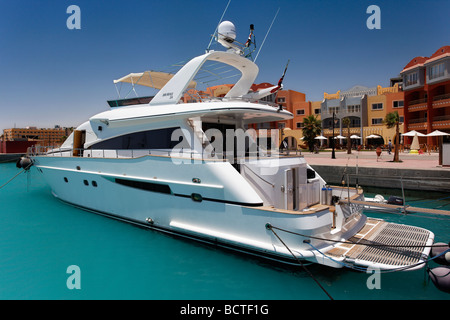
0;0;448;133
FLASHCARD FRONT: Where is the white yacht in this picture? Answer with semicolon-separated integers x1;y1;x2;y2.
25;21;434;271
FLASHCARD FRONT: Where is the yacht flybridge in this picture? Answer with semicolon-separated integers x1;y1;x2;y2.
25;21;435;271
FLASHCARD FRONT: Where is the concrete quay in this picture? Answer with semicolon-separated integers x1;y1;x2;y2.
0;153;23;163
302;150;450;193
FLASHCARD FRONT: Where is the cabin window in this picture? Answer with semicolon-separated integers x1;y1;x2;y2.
115;178;172;194
90;127;184;150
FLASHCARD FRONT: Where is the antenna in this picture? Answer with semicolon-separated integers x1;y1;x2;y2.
254;7;280;62
206;0;232;52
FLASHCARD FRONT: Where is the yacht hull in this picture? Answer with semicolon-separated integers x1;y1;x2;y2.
32;155;367;268
32;154;434;270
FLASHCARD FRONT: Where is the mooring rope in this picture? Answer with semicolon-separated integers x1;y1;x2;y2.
0;163;32;190
265;223;334;300
0;168;26;189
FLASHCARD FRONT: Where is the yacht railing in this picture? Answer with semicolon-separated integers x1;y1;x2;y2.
181;95;279;108
28;145;302;161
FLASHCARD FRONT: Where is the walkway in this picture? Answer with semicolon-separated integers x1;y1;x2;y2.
301;150;447;171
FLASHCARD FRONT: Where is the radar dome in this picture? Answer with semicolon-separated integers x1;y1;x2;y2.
218;21;236;43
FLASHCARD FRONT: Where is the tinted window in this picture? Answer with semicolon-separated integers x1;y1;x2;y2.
90;127;183;150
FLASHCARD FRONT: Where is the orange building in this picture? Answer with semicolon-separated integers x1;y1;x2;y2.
3;126;72;147
275;89;310;130
400;45;450;146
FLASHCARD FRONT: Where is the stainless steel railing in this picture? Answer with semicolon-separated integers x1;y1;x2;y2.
28;145;301;161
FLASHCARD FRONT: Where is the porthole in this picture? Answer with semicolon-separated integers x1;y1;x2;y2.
83;180;89;186
64;177;68;183
191;193;203;202
92;181;98;187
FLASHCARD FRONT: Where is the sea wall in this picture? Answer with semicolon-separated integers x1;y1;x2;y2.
310;164;450;192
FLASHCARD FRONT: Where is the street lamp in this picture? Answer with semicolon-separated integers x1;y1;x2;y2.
331;111;337;159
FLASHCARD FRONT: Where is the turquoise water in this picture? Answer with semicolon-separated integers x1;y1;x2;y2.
0;162;449;300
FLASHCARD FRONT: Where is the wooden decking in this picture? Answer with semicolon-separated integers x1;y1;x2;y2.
327;217;433;267
327;218;385;258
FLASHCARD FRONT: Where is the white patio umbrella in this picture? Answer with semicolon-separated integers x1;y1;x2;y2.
314;135;327;146
402;130;426;137
350;135;361;139
426;130;450;137
334;135;346;139
366;134;381;139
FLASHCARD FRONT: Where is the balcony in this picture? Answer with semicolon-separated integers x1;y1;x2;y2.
408;98;427;112
407;117;428;130
432;93;450;109
432;115;450;129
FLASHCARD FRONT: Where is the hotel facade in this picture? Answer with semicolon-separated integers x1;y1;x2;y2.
2;126;73;148
400;46;450;145
319;84;404;147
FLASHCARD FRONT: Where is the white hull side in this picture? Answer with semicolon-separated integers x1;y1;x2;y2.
33;155;366;267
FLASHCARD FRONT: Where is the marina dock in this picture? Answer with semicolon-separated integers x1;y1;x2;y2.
0;153;23;163
302;151;450;192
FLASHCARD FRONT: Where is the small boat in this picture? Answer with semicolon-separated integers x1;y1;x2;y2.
24;21;435;271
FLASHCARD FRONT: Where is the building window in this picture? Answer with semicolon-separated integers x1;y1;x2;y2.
277;97;286;103
314;109;321;114
405;72;418;86
393;100;404;108
372;118;383;125
296;109;305;115
350;118;361;127
296;122;304;128
347;105;361;113
329;107;339;115
429;63;445;80
399;116;404;123
371;103;383;110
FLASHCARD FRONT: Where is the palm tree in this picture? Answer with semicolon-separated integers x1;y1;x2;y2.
342;117;351;154
384;111;401;162
302;115;322;152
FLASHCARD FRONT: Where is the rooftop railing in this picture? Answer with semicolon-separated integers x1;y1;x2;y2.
28;146;302;162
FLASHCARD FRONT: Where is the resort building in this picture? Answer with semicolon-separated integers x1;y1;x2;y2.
2;126;73;147
320;84;404;147
400;45;450;147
